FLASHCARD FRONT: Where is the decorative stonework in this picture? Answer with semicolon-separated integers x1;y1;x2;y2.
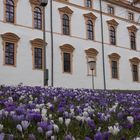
29;0;40;6
30;38;47;47
1;32;20;42
85;48;98;58
83;12;97;22
60;44;75;52
108;53;120;60
58;6;73;14
3;0;19;23
127;25;138;33
129;57;140;64
107;19;119;27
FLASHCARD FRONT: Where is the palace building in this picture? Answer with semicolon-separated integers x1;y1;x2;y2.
0;0;140;90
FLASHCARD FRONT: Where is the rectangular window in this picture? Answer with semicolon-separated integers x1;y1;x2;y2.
34;48;43;69
86;0;92;8
128;12;134;21
111;61;118;78
63;52;71;73
132;64;138;81
108;6;114;15
5;42;14;65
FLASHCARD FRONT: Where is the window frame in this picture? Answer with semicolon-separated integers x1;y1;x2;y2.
87;20;94;40
109;26;116;45
4;0;18;24
62;14;70;35
129;57;140;82
107;5;115;15
108;53;120;80
128;12;134;21
1;32;20;67
132;64;139;82
34;7;42;30
60;44;74;74
130;32;136;50
85;0;93;8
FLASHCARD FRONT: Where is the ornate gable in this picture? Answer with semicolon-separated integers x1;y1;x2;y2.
60;44;75;52
107;19;119;26
83;12;97;20
85;48;98;58
29;0;40;5
129;57;140;64
127;25;138;32
1;32;20;42
108;53;120;60
30;38;47;47
58;6;73;14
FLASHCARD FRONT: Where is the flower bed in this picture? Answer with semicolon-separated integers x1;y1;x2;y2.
0;85;140;140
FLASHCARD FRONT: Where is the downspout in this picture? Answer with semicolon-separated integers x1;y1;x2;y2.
99;0;106;90
50;0;54;86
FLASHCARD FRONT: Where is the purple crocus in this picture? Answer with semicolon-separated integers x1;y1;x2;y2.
94;131;103;140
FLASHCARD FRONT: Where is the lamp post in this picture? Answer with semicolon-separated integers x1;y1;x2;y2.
40;0;48;86
88;60;96;89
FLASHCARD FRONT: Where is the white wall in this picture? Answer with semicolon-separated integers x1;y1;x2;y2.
0;0;140;90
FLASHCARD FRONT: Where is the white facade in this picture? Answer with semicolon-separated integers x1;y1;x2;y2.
0;0;140;90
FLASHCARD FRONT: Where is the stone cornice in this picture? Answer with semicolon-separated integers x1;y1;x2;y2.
108;53;120;60
29;0;40;6
127;25;138;32
58;6;73;14
83;12;97;20
107;19;119;26
30;38;47;47
129;57;140;64
85;48;98;57
1;32;20;42
60;44;75;52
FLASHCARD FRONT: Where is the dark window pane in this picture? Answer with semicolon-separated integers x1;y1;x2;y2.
108;6;114;15
5;42;14;65
132;64;138;81
86;0;92;8
34;7;42;29
34;48;42;69
63;52;71;73
6;0;14;23
111;61;118;78
87;20;93;40
130;32;136;50
110;26;116;45
63;14;70;35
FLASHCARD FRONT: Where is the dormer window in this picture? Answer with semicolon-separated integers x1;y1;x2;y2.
107;5;114;15
128;12;134;21
85;0;92;8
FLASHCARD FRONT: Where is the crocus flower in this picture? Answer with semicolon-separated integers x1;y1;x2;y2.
0;124;3;132
94;131;103;140
58;117;63;124
0;133;4;140
16;124;22;133
65;119;71;127
53;124;59;133
46;130;53;138
21;120;30;130
28;134;36;140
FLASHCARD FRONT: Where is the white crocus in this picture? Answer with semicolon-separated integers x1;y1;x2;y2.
65;119;71;127
58;117;63;124
108;125;120;135
21;120;30;130
16;124;23;133
46;130;53;138
37;127;43;133
0;124;3;132
127;116;134;124
51;136;57;140
53;124;59;133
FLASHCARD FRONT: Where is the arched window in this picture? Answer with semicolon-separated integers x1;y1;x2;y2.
34;7;42;29
6;0;14;23
109;26;116;45
62;14;70;35
86;0;92;8
87;20;93;40
130;32;136;50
